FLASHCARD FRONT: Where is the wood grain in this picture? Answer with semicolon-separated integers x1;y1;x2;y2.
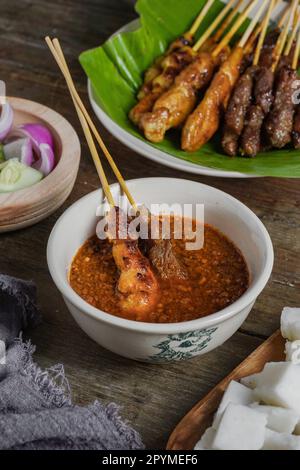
0;0;299;449
167;330;285;450
0;97;80;231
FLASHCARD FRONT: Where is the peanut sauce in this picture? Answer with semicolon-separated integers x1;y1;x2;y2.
69;220;249;323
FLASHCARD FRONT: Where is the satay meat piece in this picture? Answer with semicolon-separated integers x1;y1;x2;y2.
240;67;275;158
264;66;297;149
130;47;196;125
139;36;194;99
106;208;160;321
182;47;243;152
149;239;188;281
140;51;215;143
221;66;257;156
241;104;265;157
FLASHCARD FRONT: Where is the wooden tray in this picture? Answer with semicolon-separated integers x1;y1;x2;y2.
167;330;285;450
0;97;81;232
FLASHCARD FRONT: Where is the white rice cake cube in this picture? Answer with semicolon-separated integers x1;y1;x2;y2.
194;427;215;450
281;307;300;341
263;429;300;450
194;440;205;450
250;404;298;434
202;427;215;449
254;362;300;413
213;380;254;428
240;373;260;389
285;340;300;364
211;403;267;450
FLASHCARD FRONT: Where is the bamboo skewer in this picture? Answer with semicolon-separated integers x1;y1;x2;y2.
193;0;237;52
238;0;269;49
213;0;245;42
292;23;300;69
244;0;280;55
45;37;137;210
212;0;260;57
46;37;128;209
253;0;276;66
272;0;299;72
285;10;300;56
188;0;215;37
278;1;293;29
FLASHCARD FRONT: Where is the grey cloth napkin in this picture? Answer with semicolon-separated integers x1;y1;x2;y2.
0;274;144;450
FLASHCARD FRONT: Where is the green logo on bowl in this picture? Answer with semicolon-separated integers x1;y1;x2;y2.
149;327;218;362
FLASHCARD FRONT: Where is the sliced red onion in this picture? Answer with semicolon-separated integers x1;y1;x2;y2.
32;143;55;176
3;138;34;166
6;123;54;155
20;123;54;149
0;103;14;141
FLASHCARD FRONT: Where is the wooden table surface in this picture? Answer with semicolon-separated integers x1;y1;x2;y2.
1;0;299;450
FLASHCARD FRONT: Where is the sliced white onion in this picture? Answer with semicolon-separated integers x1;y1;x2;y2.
3;138;33;167
32;143;55;176
0;103;14;141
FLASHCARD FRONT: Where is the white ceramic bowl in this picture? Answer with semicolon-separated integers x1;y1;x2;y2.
47;178;274;363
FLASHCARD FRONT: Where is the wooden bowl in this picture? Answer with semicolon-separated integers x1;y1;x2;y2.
0;97;80;232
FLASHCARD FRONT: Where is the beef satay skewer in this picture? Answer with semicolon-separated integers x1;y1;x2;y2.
130;0;239;125
182;0;268;152
222;0;276;157
265;0;300;149
136;0;216;102
240;0;278;157
46;37;161;321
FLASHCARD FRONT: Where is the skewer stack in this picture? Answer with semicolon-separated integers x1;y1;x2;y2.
129;0;300;158
135;0;265;145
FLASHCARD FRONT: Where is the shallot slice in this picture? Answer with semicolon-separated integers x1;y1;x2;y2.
0;103;14;141
32;143;55;176
3;138;33;166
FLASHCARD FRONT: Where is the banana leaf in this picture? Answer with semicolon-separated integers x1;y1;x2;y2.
79;0;300;178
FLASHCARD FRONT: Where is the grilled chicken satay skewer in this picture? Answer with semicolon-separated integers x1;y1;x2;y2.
46;37;161;321
221;0;276;157
181;0;267;152
139;0;259;143
130;0;240;126
138;0;216;99
265;0;300;149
